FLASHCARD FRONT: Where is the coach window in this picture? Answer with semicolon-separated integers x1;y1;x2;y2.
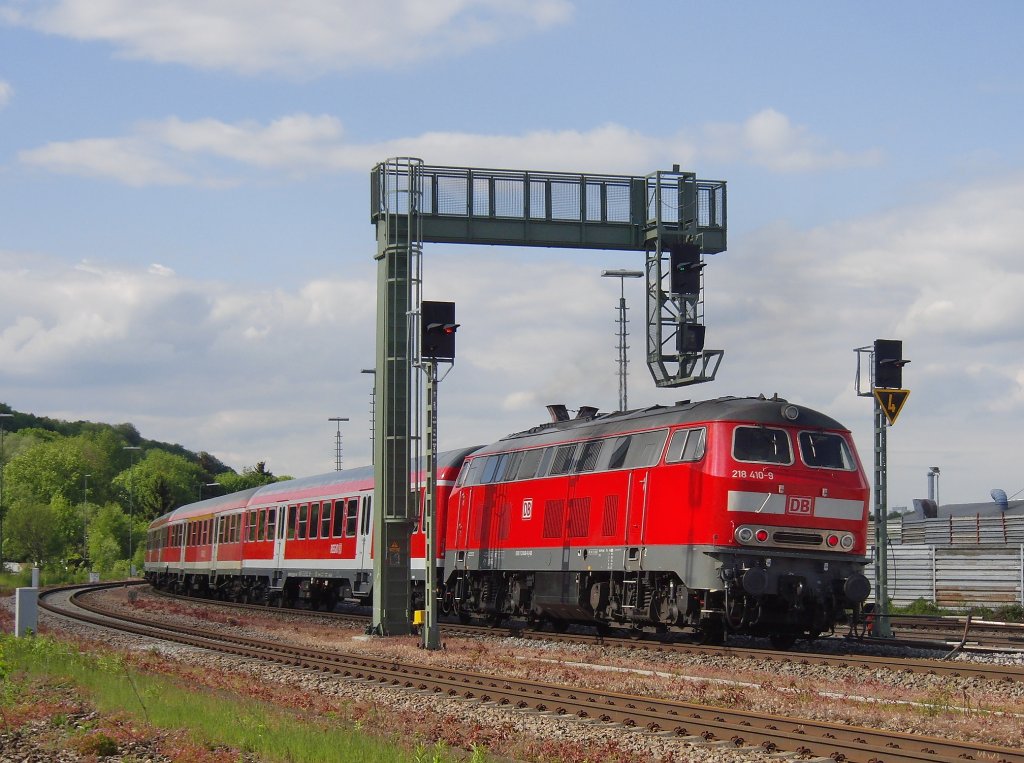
344;498;359;537
666;427;707;463
332;500;344;537
361;496;372;535
733;426;793;465
268;508;278;539
256;510;265;541
574;440;604;473
309;502;320;539
287;505;297;540
298;504;308;539
249;511;259;542
798;431;855;470
321;501;333;537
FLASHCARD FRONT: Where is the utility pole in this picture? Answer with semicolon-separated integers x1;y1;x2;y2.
361;368;376;464
82;474;91;569
601;269;643;411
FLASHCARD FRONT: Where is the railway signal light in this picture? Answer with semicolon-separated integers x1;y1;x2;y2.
669;242;704;295
873;339;909;389
421;301;458;361
677;322;706;353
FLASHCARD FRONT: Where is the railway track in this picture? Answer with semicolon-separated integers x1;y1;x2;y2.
888;614;1024;650
149;584;1024;684
38;582;1024;763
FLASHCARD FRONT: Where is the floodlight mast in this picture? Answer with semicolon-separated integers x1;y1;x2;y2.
370;159;727;637
602;269;644;411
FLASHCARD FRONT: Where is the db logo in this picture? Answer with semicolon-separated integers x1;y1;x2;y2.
522;499;533;520
786;496;813;515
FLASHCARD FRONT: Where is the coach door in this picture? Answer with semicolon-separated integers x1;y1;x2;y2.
272;505;286;569
212;517;222;571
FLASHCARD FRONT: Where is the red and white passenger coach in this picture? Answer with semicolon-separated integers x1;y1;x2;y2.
146;395;871;646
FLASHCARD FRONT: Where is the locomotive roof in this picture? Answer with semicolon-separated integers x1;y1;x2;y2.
475;396;847;455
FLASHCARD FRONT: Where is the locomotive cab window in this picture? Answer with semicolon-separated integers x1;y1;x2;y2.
548;443;578;475
573;440;604;473
515;448;546;480
733;426;793;465
799;431;856;470
666;427;706;463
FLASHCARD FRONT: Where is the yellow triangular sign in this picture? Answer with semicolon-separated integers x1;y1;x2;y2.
873;388;910;425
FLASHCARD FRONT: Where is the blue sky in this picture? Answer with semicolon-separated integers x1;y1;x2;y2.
2;1;1024;509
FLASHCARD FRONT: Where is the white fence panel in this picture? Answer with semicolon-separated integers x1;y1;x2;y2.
865;545;1023;608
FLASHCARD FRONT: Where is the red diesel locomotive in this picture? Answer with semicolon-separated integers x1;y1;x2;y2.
145;395;871;646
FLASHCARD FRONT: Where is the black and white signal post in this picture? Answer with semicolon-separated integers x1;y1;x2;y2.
855;339;910;639
420;300;458;650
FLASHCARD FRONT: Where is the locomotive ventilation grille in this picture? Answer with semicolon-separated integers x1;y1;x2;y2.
772;531;822;546
734;524;855;551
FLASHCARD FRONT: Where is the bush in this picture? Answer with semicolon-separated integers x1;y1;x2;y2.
897;598;944;616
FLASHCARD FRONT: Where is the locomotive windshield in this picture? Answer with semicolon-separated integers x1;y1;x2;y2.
798;431;856;470
733;426;793;465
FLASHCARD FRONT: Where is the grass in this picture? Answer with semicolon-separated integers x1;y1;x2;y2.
0;567;90;597
890;597;1024;622
0;634;477;763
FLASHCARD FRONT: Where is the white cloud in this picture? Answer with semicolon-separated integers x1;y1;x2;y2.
18;109;868;186
2;0;573;76
19;136;192;186
704;109;883;172
0;79;11;108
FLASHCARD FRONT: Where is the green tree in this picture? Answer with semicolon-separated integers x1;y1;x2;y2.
87;503;130;574
5;500;62;565
215;461;285;493
4;430;122;509
112;450;203;521
51;494;86;563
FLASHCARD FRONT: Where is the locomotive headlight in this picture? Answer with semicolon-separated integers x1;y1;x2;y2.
840;534;855;550
754;528;769;543
781;404;800;421
736;527;754;543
